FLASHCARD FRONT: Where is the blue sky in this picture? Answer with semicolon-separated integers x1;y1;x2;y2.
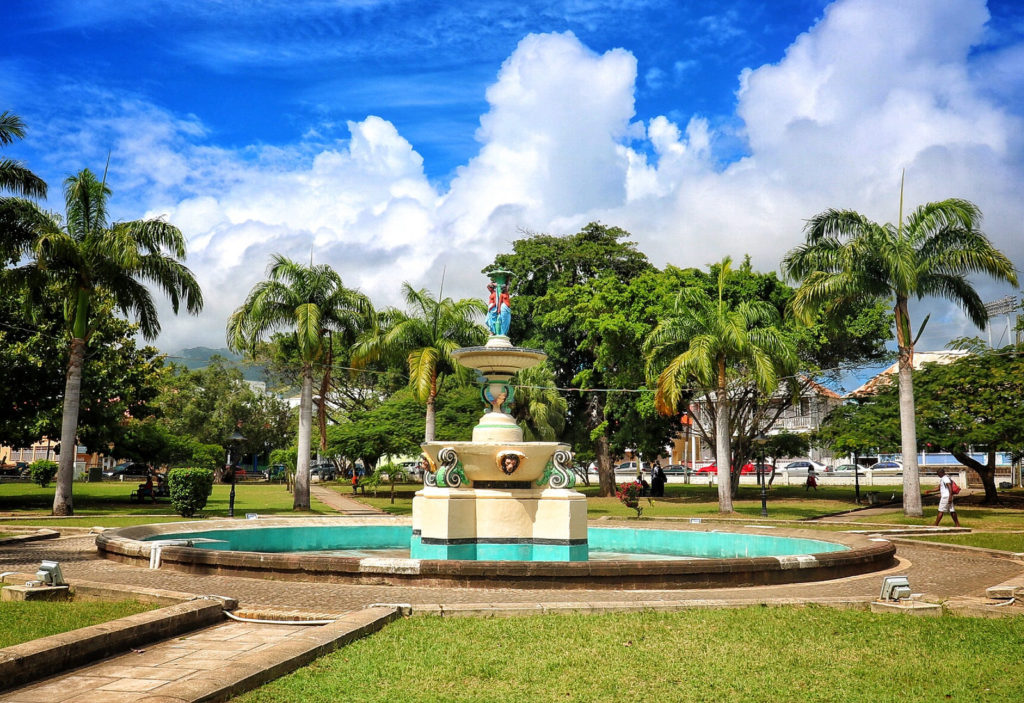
5;0;1024;390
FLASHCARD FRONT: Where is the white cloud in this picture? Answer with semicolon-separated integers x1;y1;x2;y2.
40;0;1021;355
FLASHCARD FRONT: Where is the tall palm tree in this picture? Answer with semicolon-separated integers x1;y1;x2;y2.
782;184;1017;517
228;255;370;509
3;168;202;515
0;111;46;199
643;258;797;513
353;283;486;442
511;364;567;441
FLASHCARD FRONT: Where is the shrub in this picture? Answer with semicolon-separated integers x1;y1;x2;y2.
616;480;644;518
167;468;214;517
28;460;58;488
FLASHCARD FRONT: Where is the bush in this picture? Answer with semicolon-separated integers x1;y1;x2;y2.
167;468;214;517
28;460;58;488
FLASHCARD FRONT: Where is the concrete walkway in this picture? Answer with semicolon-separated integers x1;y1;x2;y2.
309;484;385;515
0;608;399;703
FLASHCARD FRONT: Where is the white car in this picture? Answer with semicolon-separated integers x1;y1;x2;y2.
867;460;903;474
782;459;829;476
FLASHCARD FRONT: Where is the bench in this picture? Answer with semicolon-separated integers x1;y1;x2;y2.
130;488;156;503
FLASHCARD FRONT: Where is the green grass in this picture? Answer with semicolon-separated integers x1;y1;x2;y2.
0;482;332;527
908;532;1024;552
849;505;1024;530
236;607;1024;703
0;599;157;649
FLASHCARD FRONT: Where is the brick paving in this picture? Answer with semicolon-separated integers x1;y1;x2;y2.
2;532;1022;613
308;484;384;515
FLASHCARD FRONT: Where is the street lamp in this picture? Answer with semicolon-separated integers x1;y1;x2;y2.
754;433;769;518
226;428;246;518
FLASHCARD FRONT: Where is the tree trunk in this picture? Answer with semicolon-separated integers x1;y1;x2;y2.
895;297;923;517
53;337;87;516
715;358;734;513
951;450;999;503
596;433;615;497
294;364;313;510
424;374;437;442
318;337;332;452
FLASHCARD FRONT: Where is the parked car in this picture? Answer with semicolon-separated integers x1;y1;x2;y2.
782;459;830;475
662;464;691;475
262;464;289;481
104;463;151;481
695;463;756;474
831;463;866;476
310;463;337;481
867;460;903;474
614;461;642;475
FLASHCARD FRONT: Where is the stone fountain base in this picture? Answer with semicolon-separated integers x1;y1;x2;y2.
410;486;588;561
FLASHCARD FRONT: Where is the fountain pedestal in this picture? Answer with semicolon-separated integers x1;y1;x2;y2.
410;313;588;561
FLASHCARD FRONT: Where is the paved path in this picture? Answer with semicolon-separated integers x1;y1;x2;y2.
308;484;384;515
2;532;1022;614
0;620;310;703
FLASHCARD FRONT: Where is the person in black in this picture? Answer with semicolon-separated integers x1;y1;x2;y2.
651;461;667;497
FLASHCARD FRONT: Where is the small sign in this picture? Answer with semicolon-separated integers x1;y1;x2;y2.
245;513;259;520
689;518;702;524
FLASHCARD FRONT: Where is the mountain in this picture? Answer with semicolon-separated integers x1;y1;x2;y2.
166;347;268;382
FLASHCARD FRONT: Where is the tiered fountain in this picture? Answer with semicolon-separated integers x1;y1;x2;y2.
410;270;588;561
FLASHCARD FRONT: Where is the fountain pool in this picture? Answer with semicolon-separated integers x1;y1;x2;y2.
97;517;895;590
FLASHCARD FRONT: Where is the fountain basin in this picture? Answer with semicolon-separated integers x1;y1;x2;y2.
421;441;568;483
97;518;896;590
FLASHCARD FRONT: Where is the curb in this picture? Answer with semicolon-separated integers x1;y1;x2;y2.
132;606;402;703
0;599;226;693
884;536;1024;561
0;528;60;546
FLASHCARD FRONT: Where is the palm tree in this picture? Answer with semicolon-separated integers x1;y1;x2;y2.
0;111;46;199
511;364;567;441
3;168;202;515
643;257;797;513
352;283;486;442
228;255;369;509
783;185;1018;517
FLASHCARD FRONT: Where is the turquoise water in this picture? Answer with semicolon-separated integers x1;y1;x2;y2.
145;525;847;560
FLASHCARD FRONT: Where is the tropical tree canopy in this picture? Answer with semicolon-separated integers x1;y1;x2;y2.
227;254;370;510
644;257;798;512
3;167;202;515
0;110;46;200
783;187;1018;516
352;282;486;442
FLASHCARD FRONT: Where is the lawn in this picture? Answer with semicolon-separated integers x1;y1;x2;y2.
0;482;332;527
848;504;1024;531
0;598;157;649
908;532;1024;552
342;483;897;523
236;607;1024;703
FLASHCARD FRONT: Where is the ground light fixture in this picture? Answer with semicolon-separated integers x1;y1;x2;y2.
753;433;768;517
879;575;911;601
35;560;67;586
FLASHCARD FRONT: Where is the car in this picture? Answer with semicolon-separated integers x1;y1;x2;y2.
614;461;642;475
782;459;829;475
310;463;337;481
104;463;151;481
262;464;289;481
868;460;903;474
695;463;756;474
832;463;866;476
662;464;691;475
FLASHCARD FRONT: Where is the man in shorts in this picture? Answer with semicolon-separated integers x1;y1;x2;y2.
933;468;961;527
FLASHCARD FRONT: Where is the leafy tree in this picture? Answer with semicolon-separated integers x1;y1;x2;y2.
0;110;46;199
784;185;1018;516
228;255;369;510
760;431;810;485
488;223;657;496
510;364;567;441
352;283;486;442
2;169;202;515
645;257;798;513
0;289;165;451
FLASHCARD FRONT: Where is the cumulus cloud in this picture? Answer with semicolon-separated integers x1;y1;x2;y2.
50;0;1022;355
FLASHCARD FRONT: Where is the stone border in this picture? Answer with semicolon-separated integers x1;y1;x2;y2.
0;528;60;546
0;599;225;692
97;517;896;590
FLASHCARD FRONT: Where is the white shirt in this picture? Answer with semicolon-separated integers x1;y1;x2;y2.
939;475;952;500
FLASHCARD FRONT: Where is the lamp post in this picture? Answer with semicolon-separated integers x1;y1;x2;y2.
226;428;246;518
754;433;769;518
853;450;861;504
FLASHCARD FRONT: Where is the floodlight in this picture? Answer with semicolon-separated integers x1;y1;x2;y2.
879;575;911;601
35;560;67;586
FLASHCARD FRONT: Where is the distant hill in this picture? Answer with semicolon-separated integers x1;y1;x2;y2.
165;346;268;382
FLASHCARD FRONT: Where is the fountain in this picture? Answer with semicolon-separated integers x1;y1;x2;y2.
411;270;587;561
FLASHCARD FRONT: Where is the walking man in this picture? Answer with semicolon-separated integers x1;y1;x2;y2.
933;468;961;527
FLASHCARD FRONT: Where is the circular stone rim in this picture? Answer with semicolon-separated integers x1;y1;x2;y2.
96;517;897;590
